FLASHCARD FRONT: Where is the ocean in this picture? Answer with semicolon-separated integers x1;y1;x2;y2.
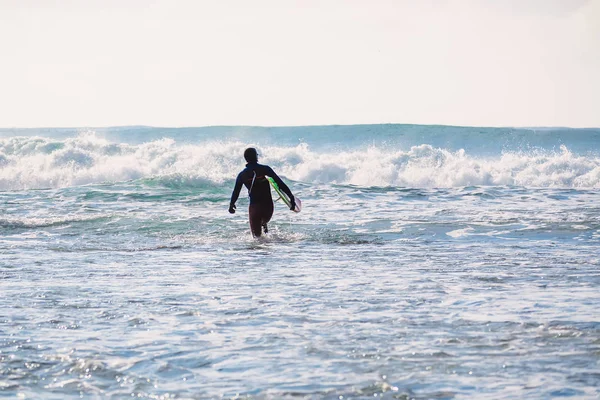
1;124;599;399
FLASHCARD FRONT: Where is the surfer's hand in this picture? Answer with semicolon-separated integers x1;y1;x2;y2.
289;196;296;211
228;204;236;214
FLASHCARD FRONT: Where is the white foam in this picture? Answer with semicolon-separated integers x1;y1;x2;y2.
0;214;107;228
1;133;599;190
446;227;475;238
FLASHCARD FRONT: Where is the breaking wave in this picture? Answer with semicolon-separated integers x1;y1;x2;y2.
1;132;599;190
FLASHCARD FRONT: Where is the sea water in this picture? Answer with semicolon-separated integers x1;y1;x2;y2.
1;125;599;399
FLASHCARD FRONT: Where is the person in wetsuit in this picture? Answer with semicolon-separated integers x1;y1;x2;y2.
229;148;296;237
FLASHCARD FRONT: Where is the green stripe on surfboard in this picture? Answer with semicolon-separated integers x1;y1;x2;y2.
267;177;302;213
267;177;293;209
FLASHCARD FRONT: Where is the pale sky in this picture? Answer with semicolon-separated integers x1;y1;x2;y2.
0;0;598;128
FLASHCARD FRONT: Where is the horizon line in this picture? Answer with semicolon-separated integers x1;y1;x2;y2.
1;122;599;130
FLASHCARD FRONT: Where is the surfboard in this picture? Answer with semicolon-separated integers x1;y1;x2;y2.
267;177;301;213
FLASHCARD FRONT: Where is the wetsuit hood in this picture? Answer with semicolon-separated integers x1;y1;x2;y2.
244;148;259;164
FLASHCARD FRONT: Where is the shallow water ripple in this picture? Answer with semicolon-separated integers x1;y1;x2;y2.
1;240;600;399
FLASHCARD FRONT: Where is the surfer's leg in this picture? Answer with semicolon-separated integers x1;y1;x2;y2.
248;204;262;237
261;202;274;234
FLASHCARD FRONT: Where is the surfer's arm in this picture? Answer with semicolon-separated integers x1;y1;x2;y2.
266;167;294;200
229;173;243;213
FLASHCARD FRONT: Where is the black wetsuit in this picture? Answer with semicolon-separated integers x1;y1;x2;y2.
230;163;294;237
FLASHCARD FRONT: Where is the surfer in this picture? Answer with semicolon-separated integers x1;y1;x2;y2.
229;148;296;237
